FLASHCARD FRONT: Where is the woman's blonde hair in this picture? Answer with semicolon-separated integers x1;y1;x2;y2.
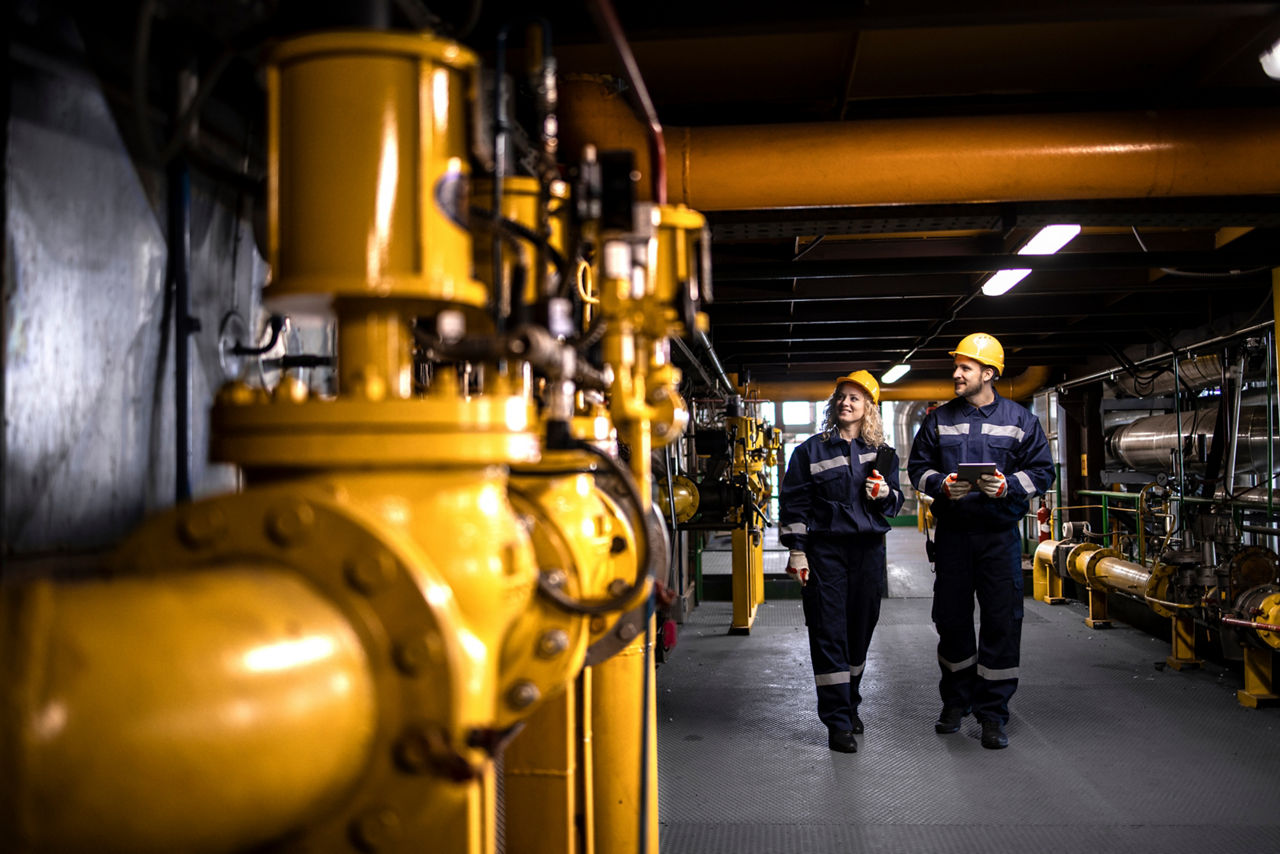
822;386;885;446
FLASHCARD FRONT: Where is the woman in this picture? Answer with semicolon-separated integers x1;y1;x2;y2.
778;369;904;753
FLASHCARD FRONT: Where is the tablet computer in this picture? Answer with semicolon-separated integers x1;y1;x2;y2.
957;462;996;484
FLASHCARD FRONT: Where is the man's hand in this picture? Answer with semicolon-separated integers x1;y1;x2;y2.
978;470;1007;498
943;473;972;499
865;470;889;500
786;550;810;586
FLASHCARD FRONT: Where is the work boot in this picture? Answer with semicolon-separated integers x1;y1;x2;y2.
852;715;864;735
980;719;1009;750
934;705;969;734
828;729;857;753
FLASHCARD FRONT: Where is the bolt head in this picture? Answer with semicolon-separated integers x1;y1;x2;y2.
537;629;569;658
345;551;396;595
266;501;314;546
178;506;226;548
507;680;541;710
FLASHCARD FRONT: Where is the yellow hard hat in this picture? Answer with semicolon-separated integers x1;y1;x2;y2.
949;332;1005;375
834;369;880;405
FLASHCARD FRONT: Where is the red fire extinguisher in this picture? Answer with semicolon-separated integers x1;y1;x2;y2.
1037;498;1052;542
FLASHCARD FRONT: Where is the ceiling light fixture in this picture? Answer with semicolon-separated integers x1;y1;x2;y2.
881;363;911;384
1262;37;1280;80
981;223;1081;296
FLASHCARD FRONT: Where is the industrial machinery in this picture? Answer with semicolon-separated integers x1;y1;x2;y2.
655;393;780;632
2;7;710;854
1042;333;1280;707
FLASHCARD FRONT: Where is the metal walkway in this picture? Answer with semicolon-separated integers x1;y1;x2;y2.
660;526;1280;853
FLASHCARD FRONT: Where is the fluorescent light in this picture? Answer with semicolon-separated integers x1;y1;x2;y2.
982;268;1031;296
981;223;1080;297
1019;223;1081;255
1262;38;1280;80
881;363;911;384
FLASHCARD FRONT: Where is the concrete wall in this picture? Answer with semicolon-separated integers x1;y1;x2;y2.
4;35;266;558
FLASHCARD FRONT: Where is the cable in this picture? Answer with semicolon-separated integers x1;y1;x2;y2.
531;441;655;616
1132;226;1272;279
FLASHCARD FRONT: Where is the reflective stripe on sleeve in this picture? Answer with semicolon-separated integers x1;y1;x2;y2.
781;522;807;536
1013;470;1036;493
918;469;941;493
981;423;1026;441
815;671;851;686
849;662;865;677
937;424;970;436
978;664;1020;681
859;451;878;463
811;456;848;475
939;652;978;672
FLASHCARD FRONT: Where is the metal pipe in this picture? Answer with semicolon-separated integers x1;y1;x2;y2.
1107;404;1280;476
1240;524;1280;536
1057;321;1275;392
754;364;1050;403
585;0;666;206
1226;349;1247;496
559;80;1280;209
1106;354;1223;398
671;334;720;396
1;567;377;853
169;158;192;502
1220;615;1280;633
696;328;735;395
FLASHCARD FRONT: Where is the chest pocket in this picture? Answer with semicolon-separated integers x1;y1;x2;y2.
980;432;1019;470
938;433;966;470
813;461;851;500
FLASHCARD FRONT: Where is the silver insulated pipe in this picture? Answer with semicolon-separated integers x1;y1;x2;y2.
1107;403;1280;475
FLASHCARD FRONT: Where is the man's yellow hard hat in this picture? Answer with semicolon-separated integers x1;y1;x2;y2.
834;369;880;405
949;332;1005;375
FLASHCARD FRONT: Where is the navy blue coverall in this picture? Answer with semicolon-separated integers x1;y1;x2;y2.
907;391;1055;725
779;432;904;732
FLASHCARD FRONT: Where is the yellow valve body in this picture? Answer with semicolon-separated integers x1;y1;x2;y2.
267;32;486;310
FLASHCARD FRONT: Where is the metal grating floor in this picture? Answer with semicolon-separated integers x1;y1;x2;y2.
658;527;1280;853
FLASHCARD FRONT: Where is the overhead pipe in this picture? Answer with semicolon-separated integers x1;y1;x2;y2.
559;78;1280;210
752;364;1050;404
1058;321;1274;393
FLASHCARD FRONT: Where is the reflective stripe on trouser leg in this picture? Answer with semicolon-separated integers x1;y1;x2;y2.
801;534;884;730
931;524;1023;724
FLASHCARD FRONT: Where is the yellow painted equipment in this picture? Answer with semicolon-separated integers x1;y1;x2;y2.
753;365;1051;405
559;76;1280;209
0;27;689;854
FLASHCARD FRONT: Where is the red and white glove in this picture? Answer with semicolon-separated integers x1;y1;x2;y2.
978;470;1007;498
943;473;972;500
786;550;809;586
865;470;889;500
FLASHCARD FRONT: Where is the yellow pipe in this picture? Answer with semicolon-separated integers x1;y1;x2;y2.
753;365;1051;404
591;623;657;854
1;568;376;854
560;77;1280;209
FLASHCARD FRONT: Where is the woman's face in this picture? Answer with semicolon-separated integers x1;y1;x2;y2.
834;383;867;432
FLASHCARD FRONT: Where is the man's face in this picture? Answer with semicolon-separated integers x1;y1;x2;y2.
953;356;991;398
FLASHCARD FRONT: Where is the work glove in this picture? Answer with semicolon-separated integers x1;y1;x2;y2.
978;470;1008;498
786;550;809;586
865;470;889;500
942;473;972;500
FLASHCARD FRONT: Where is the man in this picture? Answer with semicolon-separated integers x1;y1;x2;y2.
780;370;903;753
907;333;1054;749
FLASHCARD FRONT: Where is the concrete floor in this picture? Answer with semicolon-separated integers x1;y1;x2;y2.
661;526;1280;853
